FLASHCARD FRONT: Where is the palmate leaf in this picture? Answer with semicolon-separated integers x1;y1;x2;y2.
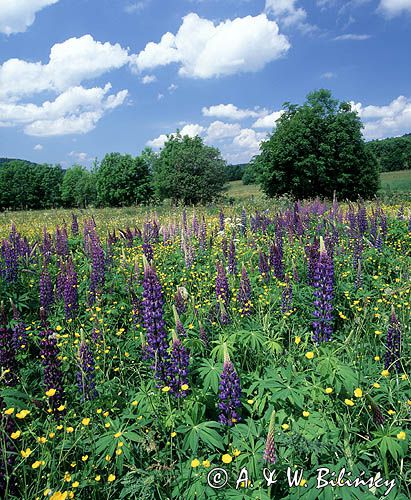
196;359;223;393
177;419;224;453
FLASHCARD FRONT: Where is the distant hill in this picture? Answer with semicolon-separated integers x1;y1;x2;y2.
0;157;40;168
366;133;411;172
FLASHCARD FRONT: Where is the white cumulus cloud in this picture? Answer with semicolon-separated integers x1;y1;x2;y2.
33;144;43;151
352;95;411;139
202;103;264;120
265;0;307;26
379;0;411;17
205;121;242;142
252;110;284;128
147;123;205;149
0;0;59;35
0;35;130;101
141;74;157;84
0;84;128;136
131;13;290;78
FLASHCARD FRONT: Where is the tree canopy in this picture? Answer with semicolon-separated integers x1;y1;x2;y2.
96;153;153;207
153;133;227;204
255;89;380;200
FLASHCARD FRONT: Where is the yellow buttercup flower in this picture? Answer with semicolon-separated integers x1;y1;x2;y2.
295;336;301;345
233;449;241;457
46;388;56;397
95;475;101;482
131;400;138;406
181;384;189;391
162;386;171;393
170;432;176;438
397;431;406;440
72;481;79;488
57;405;66;412
50;492;68;500
82;455;89;461
303;411;310;417
345;399;354;407
114;431;122;438
32;460;43;469
66;427;74;433
82;418;90;426
107;474;116;482
381;370;390;377
191;458;200;468
354;388;363;398
16;409;30;419
222;454;232;464
11;430;21;439
21;448;32;458
299;479;307;487
305;351;314;360
325;387;333;394
202;460;211;468
373;382;380;388
4;407;14;415
282;423;290;430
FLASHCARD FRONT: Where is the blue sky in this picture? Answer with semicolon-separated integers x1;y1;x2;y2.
0;0;410;166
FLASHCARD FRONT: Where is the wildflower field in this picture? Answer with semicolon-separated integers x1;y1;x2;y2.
1;199;410;500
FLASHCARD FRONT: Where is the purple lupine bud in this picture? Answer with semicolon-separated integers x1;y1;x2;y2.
218;344;241;426
216;262;230;325
192;213;199;237
173;305;186;338
174;287;187;315
281;276;293;314
270;242;284;281
199;217;207;251
55;259;65;300
142;258;169;383
88;225;105;304
40;312;66;417
55;226;69;257
0;305;17;386
380;213;388;239
198;321;208;348
305;238;319;286
384;307;401;372
63;258;78;320
366;395;385;426
91;324;102;344
40;228;53;264
142;242;154;263
166;330;190;397
397;205;404;221
258;251;270;282
375;233;383;252
312;237;334;344
39;265;54;314
237;265;252;316
1;239;18;283
263;410;277;464
77;340;98;401
182;237;195;268
228;238;237;275
241;208;247;235
71;213;79;236
357;205;368;236
221;237;228;260
219;209;225;232
11;302;27;352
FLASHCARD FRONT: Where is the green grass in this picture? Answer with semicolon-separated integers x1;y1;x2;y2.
226;170;411;202
380;169;411;193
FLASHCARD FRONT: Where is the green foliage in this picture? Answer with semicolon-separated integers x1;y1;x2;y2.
96;153;153;207
366;133;411;172
242;161;259;185
61;165;97;208
256;89;380;200
0;161;63;210
153;132;227;204
225;164;247;182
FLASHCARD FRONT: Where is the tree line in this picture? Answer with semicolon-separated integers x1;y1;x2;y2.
2;88;404;210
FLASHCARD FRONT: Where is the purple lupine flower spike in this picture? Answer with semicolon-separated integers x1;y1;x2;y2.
218;344;241;426
263;410;277;464
39;308;66;418
198;320;208;348
167;330;190;397
228;237;237;275
39;264;54;315
215;262;230;325
312;237;334;344
141;257;169;383
77;340;98;400
71;213;79;236
173;305;186;338
384;307;401;372
174;287;187;315
63;258;78;319
237;264;252;316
